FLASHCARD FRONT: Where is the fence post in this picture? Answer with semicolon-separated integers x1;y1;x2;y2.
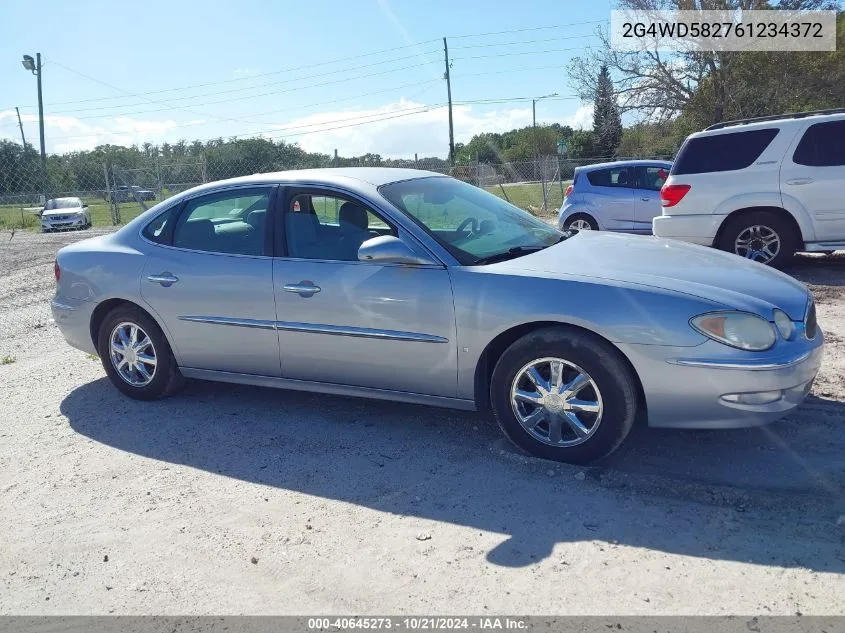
20;207;25;227
557;156;564;199
103;163;114;225
540;156;548;214
333;149;338;167
155;159;163;198
414;153;418;168
200;155;208;183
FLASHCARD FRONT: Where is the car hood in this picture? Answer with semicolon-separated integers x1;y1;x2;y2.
490;231;811;320
42;208;83;217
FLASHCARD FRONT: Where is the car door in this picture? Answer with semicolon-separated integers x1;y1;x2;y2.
272;187;458;397
140;185;282;376
781;119;845;242
584;166;635;231
633;164;670;234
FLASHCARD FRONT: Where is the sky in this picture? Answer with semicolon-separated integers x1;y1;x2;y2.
0;0;612;159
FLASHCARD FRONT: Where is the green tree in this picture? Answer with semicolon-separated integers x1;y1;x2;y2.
592;65;622;158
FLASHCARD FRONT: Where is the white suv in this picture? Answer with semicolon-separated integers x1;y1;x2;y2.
653;109;845;268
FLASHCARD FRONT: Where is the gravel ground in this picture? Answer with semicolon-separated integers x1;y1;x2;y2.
1;228;844;615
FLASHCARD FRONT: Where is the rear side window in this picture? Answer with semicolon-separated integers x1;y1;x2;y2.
793;120;845;167
142;206;179;244
672;128;779;175
587;167;631;187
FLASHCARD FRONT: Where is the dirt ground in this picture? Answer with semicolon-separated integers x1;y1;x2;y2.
1;228;844;615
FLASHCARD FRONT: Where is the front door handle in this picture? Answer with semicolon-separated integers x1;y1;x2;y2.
283;281;321;298
641;197;652;201
147;273;179;287
786;178;813;185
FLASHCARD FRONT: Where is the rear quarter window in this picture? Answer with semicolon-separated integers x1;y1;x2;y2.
671;128;780;175
792;120;845;167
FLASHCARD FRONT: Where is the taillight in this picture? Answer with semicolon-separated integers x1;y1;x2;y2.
563;184;574;198
54;260;60;283
660;184;691;207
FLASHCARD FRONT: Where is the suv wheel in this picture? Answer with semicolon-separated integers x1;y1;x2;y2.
489;327;638;464
718;211;797;268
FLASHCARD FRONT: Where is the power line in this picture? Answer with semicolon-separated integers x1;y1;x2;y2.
452;45;596;62
40;38;442;107
451;33;598;50
448;19;606;39
41;50;442;116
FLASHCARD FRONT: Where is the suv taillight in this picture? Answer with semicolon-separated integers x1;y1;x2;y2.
54;260;60;283
660;184;691;207
563;184;573;198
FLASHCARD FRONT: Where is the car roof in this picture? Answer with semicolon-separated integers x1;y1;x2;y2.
200;167;448;189
578;159;672;172
47;196;82;203
690;110;845;138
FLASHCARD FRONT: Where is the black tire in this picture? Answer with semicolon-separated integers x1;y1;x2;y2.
490;326;638;464
564;212;599;232
717;211;797;269
97;305;183;401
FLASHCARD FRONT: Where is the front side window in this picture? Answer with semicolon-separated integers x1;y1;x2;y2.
672;128;779;175
379;177;562;266
171;188;271;256
793;120;845;167
587;167;631;188
284;192;395;261
635;166;670;191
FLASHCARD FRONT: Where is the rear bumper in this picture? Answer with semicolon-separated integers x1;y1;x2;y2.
51;297;98;356
618;335;824;429
652;213;723;246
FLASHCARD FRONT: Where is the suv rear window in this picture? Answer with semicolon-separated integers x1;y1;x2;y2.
671;128;779;175
792;120;845;167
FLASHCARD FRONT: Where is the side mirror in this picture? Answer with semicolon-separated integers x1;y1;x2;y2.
358;235;436;266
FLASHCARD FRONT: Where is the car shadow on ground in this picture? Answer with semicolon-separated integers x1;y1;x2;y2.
787;252;845;287
62;378;845;572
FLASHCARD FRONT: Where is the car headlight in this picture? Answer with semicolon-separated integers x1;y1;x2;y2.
690;311;776;351
773;309;795;340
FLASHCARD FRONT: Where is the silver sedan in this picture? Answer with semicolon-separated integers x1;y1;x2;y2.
52;168;824;463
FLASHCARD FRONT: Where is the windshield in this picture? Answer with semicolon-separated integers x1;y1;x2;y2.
379;177;563;265
44;198;82;210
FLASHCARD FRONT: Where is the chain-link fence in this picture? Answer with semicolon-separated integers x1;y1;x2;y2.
0;153;669;231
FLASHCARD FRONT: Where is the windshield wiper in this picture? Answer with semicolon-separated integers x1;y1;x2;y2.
471;246;547;266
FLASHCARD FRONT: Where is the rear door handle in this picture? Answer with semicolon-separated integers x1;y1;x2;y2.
283;281;321;297
786;178;813;185
147;273;179;287
641;197;652;201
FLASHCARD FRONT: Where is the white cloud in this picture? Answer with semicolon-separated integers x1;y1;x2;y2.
565;104;593;130
274;98;535;158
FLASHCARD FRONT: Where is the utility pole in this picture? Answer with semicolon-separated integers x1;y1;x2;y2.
15;107;27;148
443;37;455;166
21;53;47;200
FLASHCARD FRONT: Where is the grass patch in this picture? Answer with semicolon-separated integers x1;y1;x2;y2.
0;355;16;365
86;353;99;361
0;196;155;232
484;181;569;216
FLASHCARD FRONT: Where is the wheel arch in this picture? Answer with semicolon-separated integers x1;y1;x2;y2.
89;298;177;360
713;205;806;250
473;320;646;418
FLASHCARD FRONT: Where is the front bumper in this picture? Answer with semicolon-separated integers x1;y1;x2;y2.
42;215;87;231
652;213;723;246
618;335;824;429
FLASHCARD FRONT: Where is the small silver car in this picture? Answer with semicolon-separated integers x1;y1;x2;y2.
41;197;93;232
558;160;672;234
52;169;823;463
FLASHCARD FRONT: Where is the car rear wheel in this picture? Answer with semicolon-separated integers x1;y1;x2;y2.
97;305;183;400
490;327;638;464
718;211;797;268
564;213;598;232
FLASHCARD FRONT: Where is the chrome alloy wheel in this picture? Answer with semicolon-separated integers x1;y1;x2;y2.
568;218;593;231
734;225;780;263
510;357;603;447
109;321;157;387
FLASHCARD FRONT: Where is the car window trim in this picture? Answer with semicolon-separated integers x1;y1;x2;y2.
141;184;278;258
274;184;444;267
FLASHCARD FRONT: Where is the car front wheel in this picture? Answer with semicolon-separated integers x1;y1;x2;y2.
564;213;598;232
490;327;638;464
97;305;183;400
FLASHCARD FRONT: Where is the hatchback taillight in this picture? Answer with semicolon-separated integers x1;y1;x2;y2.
563;184;574;199
660;184;691;207
54;260;60;283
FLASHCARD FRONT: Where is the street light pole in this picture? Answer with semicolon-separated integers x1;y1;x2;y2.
22;53;47;201
532;93;558;214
